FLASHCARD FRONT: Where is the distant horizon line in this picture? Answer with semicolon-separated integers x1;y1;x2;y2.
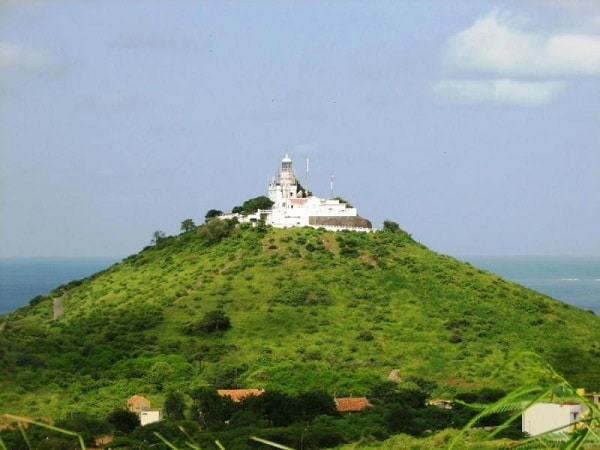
2;254;600;260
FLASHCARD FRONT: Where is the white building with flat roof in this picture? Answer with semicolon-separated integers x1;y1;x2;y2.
140;409;163;426
522;402;585;436
229;153;372;231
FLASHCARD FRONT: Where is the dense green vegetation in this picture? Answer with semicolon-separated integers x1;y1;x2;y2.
0;220;599;447
1;383;521;449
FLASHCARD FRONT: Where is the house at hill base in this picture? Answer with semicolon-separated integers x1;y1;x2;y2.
335;397;372;413
221;153;372;231
217;389;265;403
522;402;585;436
140;409;163;426
127;395;163;426
127;395;151;416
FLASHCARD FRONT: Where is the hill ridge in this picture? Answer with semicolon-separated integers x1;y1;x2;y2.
0;222;598;418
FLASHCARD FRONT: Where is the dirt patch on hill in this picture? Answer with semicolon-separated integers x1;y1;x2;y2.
53;294;65;319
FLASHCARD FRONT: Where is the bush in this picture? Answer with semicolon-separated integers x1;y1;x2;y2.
238;196;274;214
205;209;223;220
183;309;232;335
206;364;247;389
357;330;375;341
449;330;463;343
198;219;234;245
382;220;400;232
201;309;231;333
106;408;139;434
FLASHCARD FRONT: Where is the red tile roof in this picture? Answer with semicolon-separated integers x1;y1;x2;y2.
335;397;372;412
217;389;264;403
127;395;150;408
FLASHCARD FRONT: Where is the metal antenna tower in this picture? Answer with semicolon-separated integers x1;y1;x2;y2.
305;156;309;193
330;174;335;198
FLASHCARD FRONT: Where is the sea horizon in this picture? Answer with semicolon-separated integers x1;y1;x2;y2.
1;255;598;316
0;257;121;315
460;255;600;315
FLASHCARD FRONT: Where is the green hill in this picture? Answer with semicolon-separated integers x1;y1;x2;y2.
1;221;599;420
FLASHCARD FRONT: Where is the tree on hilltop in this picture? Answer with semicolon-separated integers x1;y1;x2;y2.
231;196;273;215
180;218;196;233
205;209;223;221
151;230;167;245
383;220;400;232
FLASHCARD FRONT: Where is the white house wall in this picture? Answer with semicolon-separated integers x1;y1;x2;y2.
522;403;584;436
221;154;371;232
140;409;163;426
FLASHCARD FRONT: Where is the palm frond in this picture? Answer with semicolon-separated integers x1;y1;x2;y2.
250;436;295;449
153;432;180;450
2;414;87;450
449;351;600;450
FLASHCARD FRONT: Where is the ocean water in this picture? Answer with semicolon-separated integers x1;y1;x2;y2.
0;258;119;314
462;256;600;315
0;256;598;316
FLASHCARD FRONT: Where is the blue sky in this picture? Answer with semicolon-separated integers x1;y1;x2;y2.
1;0;599;258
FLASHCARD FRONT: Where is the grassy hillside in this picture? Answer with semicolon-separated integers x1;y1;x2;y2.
1;221;599;419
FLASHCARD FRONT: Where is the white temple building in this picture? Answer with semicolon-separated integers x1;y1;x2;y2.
223;153;372;231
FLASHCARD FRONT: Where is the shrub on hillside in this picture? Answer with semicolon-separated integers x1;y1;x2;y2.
199;309;231;333
382;220;400;232
198;218;236;244
206;363;248;389
357;330;375;341
204;209;223;220
183;309;232;335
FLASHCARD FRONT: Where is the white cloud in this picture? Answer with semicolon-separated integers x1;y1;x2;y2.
435;9;600;106
443;10;600;77
0;41;62;74
433;79;566;106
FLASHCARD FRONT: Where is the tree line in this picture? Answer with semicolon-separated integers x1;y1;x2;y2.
0;384;522;449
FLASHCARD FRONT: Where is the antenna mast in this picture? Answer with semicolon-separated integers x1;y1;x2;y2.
330;174;335;198
305;156;309;193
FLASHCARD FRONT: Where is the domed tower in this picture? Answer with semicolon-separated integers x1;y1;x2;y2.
268;153;299;207
279;153;295;185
